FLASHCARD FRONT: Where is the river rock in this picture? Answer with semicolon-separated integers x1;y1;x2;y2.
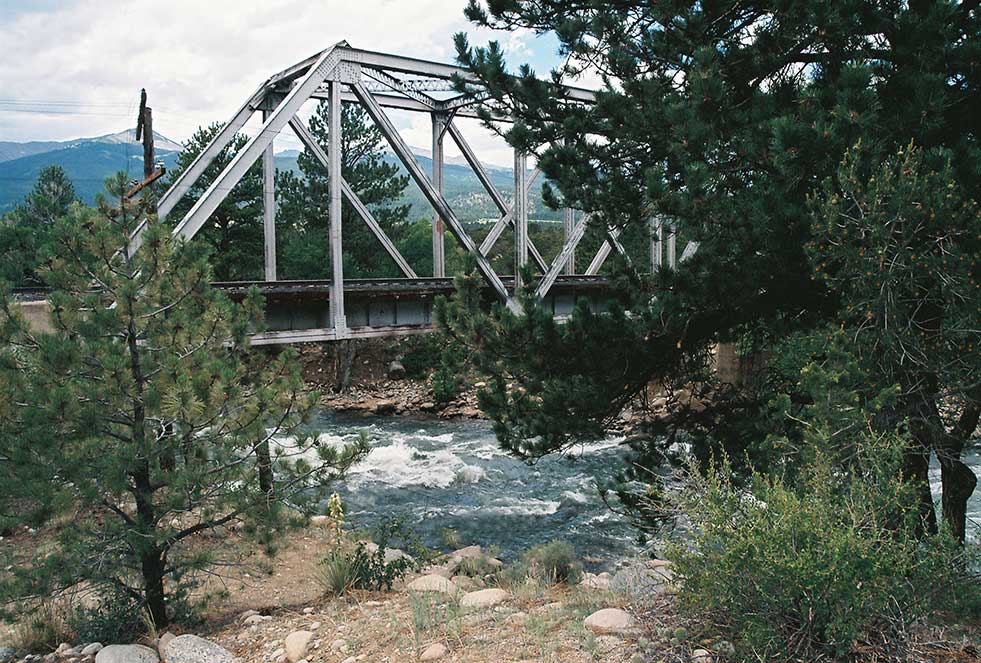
94;644;159;663
452;545;483;559
81;643;104;657
363;539;410;563
583;608;636;635
420;642;447;660
156;633;175;657
460;588;508;608
284;631;314;662
373;400;398;415
580;573;611;590
0;647;15;663
406;574;458;595
162;635;234;663
387;360;406;380
452;575;477;591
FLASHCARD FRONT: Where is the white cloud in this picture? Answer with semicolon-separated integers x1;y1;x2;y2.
0;1;577;171
500;27;534;59
2;1;485;139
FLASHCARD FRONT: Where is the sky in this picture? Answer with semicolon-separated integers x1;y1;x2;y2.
0;0;571;167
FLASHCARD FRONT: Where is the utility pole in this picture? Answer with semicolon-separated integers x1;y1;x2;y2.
126;88;166;199
136;89;154;179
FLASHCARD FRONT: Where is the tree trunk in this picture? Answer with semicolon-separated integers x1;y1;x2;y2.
937;400;980;543
140;548;168;628
257;440;273;502
122;210;169;628
938;454;976;543
334;340;357;393
905;442;938;536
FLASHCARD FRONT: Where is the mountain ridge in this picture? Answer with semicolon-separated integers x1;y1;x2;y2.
0;131;558;222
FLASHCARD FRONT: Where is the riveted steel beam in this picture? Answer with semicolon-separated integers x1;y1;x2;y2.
446;121;547;272
352;81;519;312
327;80;347;334
362;68;438;107
288;117;416;278
536;213;592;299
586;227;625;275
262;109;277;281
170;47;341;243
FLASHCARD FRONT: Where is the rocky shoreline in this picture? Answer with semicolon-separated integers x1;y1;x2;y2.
5;529;727;663
319;377;484;420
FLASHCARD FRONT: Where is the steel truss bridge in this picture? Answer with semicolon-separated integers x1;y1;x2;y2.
126;42;680;344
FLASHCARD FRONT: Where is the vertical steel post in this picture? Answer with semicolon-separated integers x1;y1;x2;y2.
261;110;277;281
651;216;663;271
563;208;576;274
431;113;446;277
328;80;347;333
513;150;528;286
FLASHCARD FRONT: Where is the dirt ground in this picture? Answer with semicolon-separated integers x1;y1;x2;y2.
192;524;641;663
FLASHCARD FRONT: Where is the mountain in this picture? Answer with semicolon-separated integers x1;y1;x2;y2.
0;141;180;213
404;145;510;172
0;129;182;165
379;152;559;223
0;140;67;163
0;132;559;222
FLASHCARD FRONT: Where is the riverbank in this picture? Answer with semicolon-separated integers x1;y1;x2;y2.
0;521;670;663
295;339;486;420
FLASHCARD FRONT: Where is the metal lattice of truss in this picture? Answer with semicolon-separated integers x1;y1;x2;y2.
130;41;678;342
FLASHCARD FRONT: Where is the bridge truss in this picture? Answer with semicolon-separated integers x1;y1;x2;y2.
132;41;678;343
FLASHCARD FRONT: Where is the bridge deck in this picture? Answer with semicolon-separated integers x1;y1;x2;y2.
214;275;610;344
11;275;611;345
210;275;609;297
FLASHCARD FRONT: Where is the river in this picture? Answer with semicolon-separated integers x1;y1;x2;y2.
301;411;981;558
300;411;639;563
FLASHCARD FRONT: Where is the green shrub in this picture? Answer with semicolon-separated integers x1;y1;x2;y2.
66;590;144;646
668;435;980;661
456;553;501;578
520;540;582;585
440;528;461;548
399;335;444;378
315;550;358;596
431;365;464;404
317;541;414;595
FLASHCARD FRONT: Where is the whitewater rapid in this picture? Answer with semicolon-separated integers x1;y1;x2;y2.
295;411;640;562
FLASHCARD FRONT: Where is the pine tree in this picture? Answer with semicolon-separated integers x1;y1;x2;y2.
0;166;77;286
447;2;980;537
166;124;264;281
277;103;410;279
0;174;366;627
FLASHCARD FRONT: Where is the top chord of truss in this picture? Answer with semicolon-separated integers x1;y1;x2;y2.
259;41;597;120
